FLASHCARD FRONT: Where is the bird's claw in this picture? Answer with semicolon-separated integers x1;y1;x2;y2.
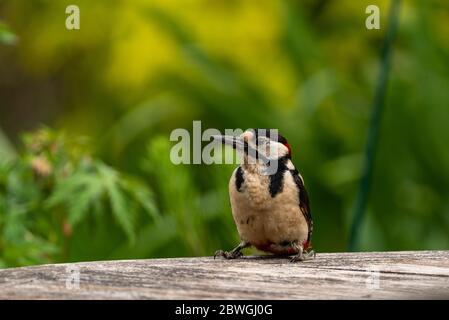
290;255;303;262
290;249;316;263
214;249;243;260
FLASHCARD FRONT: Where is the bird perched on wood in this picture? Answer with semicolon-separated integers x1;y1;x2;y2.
213;129;314;262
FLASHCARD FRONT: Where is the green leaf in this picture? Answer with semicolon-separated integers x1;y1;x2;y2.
98;164;135;243
46;173;91;208
120;177;160;220
67;177;103;225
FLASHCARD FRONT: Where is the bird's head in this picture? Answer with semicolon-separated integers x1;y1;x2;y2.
213;129;291;173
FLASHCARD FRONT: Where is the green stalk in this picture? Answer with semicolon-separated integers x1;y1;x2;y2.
348;0;401;251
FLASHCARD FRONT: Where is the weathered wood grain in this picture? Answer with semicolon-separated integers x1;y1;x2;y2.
0;251;448;299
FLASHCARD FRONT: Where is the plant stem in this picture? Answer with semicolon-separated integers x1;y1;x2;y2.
348;0;401;251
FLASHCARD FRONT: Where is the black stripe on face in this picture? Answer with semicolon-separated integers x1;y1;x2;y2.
235;166;244;192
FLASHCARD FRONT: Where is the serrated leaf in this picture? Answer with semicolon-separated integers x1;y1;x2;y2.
46;173;94;208
107;182;135;243
120;177;160;220
67;178;103;225
98;163;135;243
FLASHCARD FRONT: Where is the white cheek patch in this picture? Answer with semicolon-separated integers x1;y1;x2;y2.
266;143;287;159
269;145;278;158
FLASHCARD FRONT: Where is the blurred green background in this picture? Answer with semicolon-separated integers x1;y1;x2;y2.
1;0;449;268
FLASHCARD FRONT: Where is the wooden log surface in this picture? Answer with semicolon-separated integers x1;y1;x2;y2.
0;251;448;299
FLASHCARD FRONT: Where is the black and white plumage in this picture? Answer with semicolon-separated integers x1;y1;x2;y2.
214;129;314;262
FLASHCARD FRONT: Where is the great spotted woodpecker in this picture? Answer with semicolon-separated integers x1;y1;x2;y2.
213;129;314;262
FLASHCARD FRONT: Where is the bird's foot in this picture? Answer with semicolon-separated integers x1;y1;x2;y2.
305;249;316;259
214;241;250;260
290;245;316;262
214;249;243;260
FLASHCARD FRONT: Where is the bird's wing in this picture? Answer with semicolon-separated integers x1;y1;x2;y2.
290;169;313;242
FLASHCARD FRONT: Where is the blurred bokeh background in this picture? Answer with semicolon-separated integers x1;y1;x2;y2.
1;0;449;268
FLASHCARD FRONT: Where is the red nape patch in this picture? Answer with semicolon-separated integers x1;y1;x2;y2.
284;143;292;157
